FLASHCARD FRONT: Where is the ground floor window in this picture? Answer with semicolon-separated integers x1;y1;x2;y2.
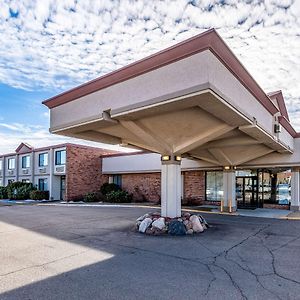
113;175;122;188
258;169;291;205
38;178;48;191
7;179;14;185
22;179;31;183
205;171;223;201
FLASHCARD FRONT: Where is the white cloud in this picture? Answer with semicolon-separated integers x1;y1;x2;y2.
0;0;299;131
0;122;133;154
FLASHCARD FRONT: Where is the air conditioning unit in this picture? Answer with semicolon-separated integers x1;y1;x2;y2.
39;167;46;174
55;166;65;173
8;170;14;176
22;169;29;175
274;124;281;133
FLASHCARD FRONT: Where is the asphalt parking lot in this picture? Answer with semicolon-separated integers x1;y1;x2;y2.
1;205;300;300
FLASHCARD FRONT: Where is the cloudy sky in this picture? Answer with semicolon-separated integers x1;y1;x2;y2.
0;0;299;154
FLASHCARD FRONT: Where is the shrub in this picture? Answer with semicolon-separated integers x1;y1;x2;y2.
29;190;49;200
100;183;120;195
84;192;104;202
106;190;132;203
0;186;8;199
7;182;36;200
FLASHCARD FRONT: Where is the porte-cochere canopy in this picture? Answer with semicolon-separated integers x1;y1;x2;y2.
43;29;300;216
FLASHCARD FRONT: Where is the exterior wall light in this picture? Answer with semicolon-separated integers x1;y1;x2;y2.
161;155;171;161
175;156;181;162
224;166;230;170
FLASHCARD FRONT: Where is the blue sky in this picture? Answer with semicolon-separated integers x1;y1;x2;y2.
0;0;300;154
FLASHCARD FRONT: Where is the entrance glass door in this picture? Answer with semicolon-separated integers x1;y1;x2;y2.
236;176;258;208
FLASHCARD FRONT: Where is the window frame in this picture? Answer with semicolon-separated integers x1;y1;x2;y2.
38;153;48;167
113;174;122;188
38;178;48;191
55;150;66;166
21;155;30;169
8;158;15;170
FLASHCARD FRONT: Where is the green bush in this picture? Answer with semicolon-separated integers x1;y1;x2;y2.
106;190;132;203
100;183;120;195
0;186;8;199
84;192;104;202
29;190;49;200
7;182;36;200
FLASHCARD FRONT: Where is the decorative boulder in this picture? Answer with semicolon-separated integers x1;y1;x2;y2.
183;220;193;230
136;214;150;222
139;217;152;233
186;229;194;235
168;220;187;236
183;212;191;219
198;215;209;227
190;215;204;233
152;217;165;230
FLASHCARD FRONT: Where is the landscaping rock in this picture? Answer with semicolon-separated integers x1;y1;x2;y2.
183;220;193;230
182;212;191;219
168;220;187;235
152;217;165;230
190;215;204;233
139;217;152;233
136;214;149;222
135;212;208;236
198;215;209;227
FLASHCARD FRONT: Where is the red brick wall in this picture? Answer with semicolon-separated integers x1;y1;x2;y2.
183;171;205;205
119;171;205;205
66;145;114;201
121;173;161;203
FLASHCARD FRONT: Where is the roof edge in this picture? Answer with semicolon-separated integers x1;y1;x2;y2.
42;28;279;118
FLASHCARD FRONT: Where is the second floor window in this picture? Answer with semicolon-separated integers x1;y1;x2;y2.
0;160;2;170
39;153;48;167
8;158;15;170
21;156;30;168
55;150;66;165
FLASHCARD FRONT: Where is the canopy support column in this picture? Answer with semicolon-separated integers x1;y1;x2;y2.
161;155;181;218
291;168;300;211
223;170;237;213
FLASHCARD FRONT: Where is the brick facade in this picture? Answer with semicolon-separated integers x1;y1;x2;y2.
116;171;205;205
183;171;205;205
121;173;161;203
66;145;114;201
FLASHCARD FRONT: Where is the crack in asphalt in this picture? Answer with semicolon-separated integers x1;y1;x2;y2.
258;235;300;286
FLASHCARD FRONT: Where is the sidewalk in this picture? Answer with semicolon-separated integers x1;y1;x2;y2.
38;201;300;220
0;199;59;206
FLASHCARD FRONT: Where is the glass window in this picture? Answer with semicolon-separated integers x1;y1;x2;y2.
39;153;48;167
206;171;223;201
113;175;122;188
22;179;30;183
8;158;15;170
0;160;3;170
22;156;30;168
259;169;291;205
38;178;48;191
55;150;66;165
8;179;14;185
